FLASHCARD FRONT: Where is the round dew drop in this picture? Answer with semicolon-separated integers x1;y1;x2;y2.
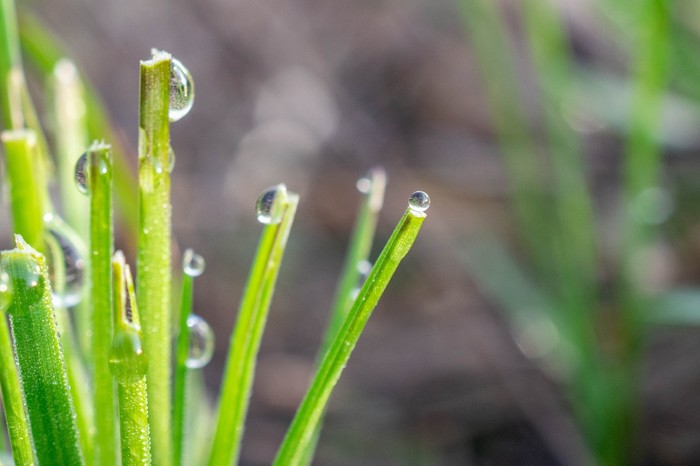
183;249;205;277
185;314;214;369
408;191;430;213
0;272;13;312
169;58;194;122
109;327;148;384
44;215;86;308
74;152;89;195
255;184;287;225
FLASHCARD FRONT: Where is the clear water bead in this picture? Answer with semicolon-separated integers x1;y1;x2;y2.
74;152;89;195
408;191;430;212
44;215;86;308
169;58;194;122
356;177;371;194
255;184;287;225
183;249;205;277
185;314;214;369
0;272;12;312
109;327;148;384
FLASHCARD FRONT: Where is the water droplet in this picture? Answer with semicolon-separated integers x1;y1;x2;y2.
408;191;430;212
169;58;194;122
357;260;372;279
632;187;674;225
74;152;89;195
356;177;371;194
185;314;214;369
255;184;287;225
109;327;148;384
44;215;86;308
169;146;176;172
0;271;13;312
183;249;205;277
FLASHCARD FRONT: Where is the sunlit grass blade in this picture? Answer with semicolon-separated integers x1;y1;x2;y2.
0;0;23;128
111;251;151;466
299;168;386;465
173;249;206;466
0;273;34;465
1;236;84;465
87;142;117;465
273;197;428;466
136;50;173;466
2;129;43;250
207;186;299;466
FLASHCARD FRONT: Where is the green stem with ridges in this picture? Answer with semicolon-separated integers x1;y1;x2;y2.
173;251;195;466
111;252;151;466
1;237;84;465
0;280;34;465
136;50;172;466
273;205;427;465
2;129;43;250
89;143;117;466
300;168;386;465
208;190;299;466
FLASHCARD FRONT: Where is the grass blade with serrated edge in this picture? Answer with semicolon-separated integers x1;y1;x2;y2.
111;252;151;466
89;143;117;465
136;50;173;466
0;273;33;465
208;189;299;466
1;237;84;465
299;168;386;465
273;201;427;466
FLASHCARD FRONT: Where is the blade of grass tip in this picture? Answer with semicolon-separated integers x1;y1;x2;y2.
18;12;140;237
173;249;208;466
456;0;551;276
87;142;117;466
1;236;84;465
299;168;386;465
1;129;43;250
207;185;298;466
110;252;151;466
273;192;429;466
0;269;34;465
137;49;173;466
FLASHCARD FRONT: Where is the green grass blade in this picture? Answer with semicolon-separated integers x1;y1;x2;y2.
136;50;173;466
0;0;22;128
2;130;43;250
208;188;299;466
0;274;34;465
173;250;200;466
299;168;386;465
1;237;84;465
111;252;151;466
273;200;428;466
88;142;117;466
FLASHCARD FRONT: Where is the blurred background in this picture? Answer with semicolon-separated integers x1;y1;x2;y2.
7;0;700;464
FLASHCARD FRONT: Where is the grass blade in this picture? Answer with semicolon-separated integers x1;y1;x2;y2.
208;186;299;466
0;273;34;465
273;198;428;466
1;236;84;465
88;142;117;465
136;50;173;466
111;252;151;466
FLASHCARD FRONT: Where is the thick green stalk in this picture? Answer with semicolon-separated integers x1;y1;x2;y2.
111;252;151;466
173;253;194;466
208;190;299;466
89;143;117;466
2;130;43;250
1;237;84;465
136;50;173;466
273;205;427;465
0;275;34;465
300;169;386;465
